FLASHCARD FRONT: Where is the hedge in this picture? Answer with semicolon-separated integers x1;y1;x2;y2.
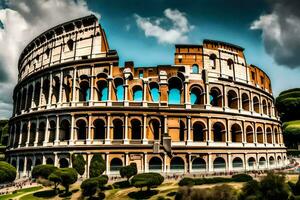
32;164;57;179
0;161;17;183
131;173;164;191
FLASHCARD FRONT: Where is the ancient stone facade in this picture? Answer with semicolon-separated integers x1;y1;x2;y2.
6;15;287;178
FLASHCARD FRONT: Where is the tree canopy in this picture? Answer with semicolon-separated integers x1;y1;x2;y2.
89;154;106;178
0;161;16;183
32;164;57;179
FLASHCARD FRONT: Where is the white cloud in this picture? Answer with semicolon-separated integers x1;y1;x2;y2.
0;0;99;118
134;8;194;44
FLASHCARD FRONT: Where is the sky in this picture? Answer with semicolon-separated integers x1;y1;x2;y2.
0;0;299;119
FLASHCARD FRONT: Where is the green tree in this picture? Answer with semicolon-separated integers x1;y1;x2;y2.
131;173;164;191
0;161;16;183
48;172;62;193
72;154;86;176
31;164;57;179
50;168;78;194
81;177;99;199
89;154;106;178
119;163;137;181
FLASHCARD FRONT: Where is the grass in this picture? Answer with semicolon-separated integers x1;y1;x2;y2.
0;186;42;200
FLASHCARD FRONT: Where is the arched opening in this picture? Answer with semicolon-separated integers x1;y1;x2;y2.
26;85;33;110
149;157;162;172
132;85;143;102
21;88;27;110
242;93;250;111
97;80;108;101
149;82;159;102
14;124;20;148
19;159;24;172
213;157;226;171
110;158;123;172
52;76;60;104
94;119;105;140
269;156;275;167
256;127;264;143
29;123;36;146
253;96;260;113
170;157;185;172
212;122;225;142
12;160;17;168
35;159;42;166
262;99;267;115
227;90;238;109
232;157;243;169
268;102;272;116
277;156;282;166
76;119;86;140
274;128;279;144
248;157;256;169
149;119;160;140
209;54;217;68
131;119;142;140
190;86;204;105
210;87;222;107
179;120;185;141
246;126;254;143
231;123;242;143
42;79;50;105
48;120;56;143
193;122;205;142
34;82;41;107
266;127;272;144
192;157;206;171
27;159;33;173
38;122;46;145
79;76;90;101
114;78;124;101
113;119;123;140
46;158;54;165
21;123;28;146
67;39;74;51
227;59;234;70
259;157;266;169
59;158;69;168
60;120;70;141
63;75;72;103
168;77;182;104
192;64;199;74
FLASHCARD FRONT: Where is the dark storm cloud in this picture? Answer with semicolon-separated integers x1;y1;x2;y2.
251;0;300;68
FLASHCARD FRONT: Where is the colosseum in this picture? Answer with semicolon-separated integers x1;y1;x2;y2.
6;15;287;178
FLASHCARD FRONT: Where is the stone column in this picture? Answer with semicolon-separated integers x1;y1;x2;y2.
69;114;75;145
184;81;191;109
34;119;39;146
86;115;92;144
107;76;112;106
142;114;148;144
228;153;232;172
42;154;46;165
105;115;111;144
43;117;49;146
38;77;43;109
25;121;31;147
208;153;213;172
124;114;129;144
188;153;192;173
54;115;60;145
23;156;27;178
58;71;63;106
105;153;110;175
163;153;167;173
16;156;20;178
124;79;129;106
72;68;77;104
54;152;58;167
48;73;53;107
18;121;24;148
144;153;148;173
187;116;192;144
125;153;129;165
143;80;148;107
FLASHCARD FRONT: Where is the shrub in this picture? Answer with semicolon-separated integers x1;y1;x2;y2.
50;168;78;194
81;177;99;198
178;177;194;186
119;163;137;181
89;154;106;178
113;180;131;189
131;173;164;191
72;154;86;176
32;164;57;179
232;174;253;182
0;161;16;183
48;172;61;192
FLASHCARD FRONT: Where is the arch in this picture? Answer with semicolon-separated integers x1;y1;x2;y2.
262;99;267;115
149;157;162;172
67;39;74;51
242;93;250;111
259;157;266;168
131;119;142;140
60;120;70;141
179;120;185;141
256;127;264;143
253;96;260;113
35;158;42;166
192;157;206;171
14;123;21;148
268;102;272;116
246;125;254;143
38;121;46;145
26;85;33;110
110;158;123;172
42;79;50;104
248;157;256;169
59;158;69;168
21;123;28;146
168;77;182;104
212;122;225;142
19;158;24;172
190;86;204;105
48;120;56;143
149;119;160;140
149;82;159;102
79;77;90;101
132;85;143;102
269;156;275;166
93;119;105;140
193;121;205;142
227;59;234;70
21;88;27;110
76;119;87;140
114;78;124;101
34;82;41;107
113;119;123;140
46;158;54;165
12;160;17;168
209;54;217;68
210;87;222;107
231;123;242;143
63;75;72;103
52;76;60;104
192;64;199;74
170;157;185;172
277;156;282;166
227;90;238;109
232;157;243;169
29;123;36;146
266;127;272;144
213;157;226;171
274;128;279;144
97;80;108;101
26;158;33;172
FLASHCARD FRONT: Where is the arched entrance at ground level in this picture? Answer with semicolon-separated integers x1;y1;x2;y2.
35;159;42;166
259;157;266;169
149;157;162;172
170;157;185;172
26;159;33;176
19;159;24;172
59;158;69;168
232;157;243;169
269;156;275;167
192;157;206;171
110;158;123;172
248;157;256;169
277;156;282;166
46;158;54;165
12;160;16;168
213;157;226;171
